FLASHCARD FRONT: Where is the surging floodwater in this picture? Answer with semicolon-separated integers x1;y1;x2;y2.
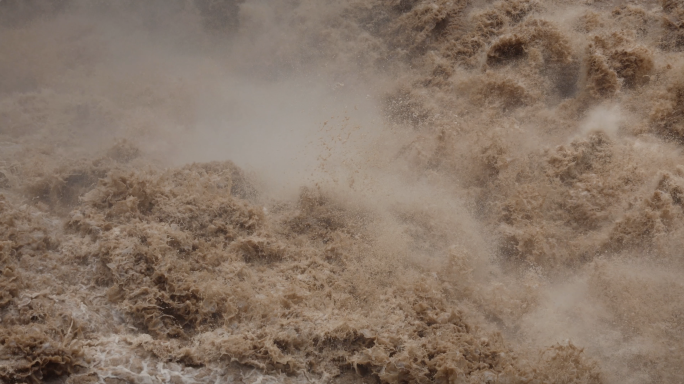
1;0;684;383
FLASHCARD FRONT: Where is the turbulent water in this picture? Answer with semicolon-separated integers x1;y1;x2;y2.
2;0;684;383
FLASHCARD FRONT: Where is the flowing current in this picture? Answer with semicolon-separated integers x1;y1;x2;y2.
1;0;684;383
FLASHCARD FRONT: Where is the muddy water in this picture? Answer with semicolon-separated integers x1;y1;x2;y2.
1;0;684;383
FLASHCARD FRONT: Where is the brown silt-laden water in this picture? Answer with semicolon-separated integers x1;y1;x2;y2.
1;0;684;383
